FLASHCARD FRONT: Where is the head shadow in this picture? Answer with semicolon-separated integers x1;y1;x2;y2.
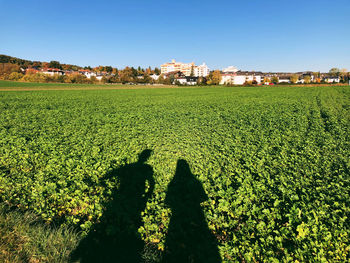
138;149;152;163
163;159;222;263
70;149;155;263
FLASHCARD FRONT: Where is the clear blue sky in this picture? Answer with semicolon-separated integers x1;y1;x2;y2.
1;0;349;72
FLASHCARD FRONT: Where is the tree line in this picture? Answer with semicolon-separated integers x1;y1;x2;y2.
0;54;349;85
0;55;165;84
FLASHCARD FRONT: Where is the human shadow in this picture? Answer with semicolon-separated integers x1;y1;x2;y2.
71;149;155;263
162;159;222;263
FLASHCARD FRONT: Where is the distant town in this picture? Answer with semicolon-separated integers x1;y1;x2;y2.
0;55;349;85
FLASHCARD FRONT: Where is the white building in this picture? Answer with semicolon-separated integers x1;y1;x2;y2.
79;70;97;79
150;74;160;81
222;66;239;73
175;77;187;85
278;77;290;83
161;59;192;75
41;68;64;76
193;63;209;77
220;74;234;85
174;76;198;85
220;73;261;85
161;59;209;77
325;76;340;83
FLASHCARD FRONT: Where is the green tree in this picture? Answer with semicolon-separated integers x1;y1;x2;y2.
143;74;152;84
120;67;134;83
137;66;145;74
340;68;348;82
154;67;160;75
303;75;311;84
112;68;119;75
67;73;87;83
105;66;113;73
290;74;299;84
190;65;194;77
101;76;108;84
197;77;206;85
48;61;62;69
329;68;340;77
169;75;175;85
271;76;279;83
131;67;138;77
90;76;98;84
8;72;23;81
207;70;221;85
157;75;165;84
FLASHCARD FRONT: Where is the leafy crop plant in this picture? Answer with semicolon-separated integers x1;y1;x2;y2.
0;85;349;262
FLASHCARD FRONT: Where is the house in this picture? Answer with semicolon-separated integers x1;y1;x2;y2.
164;71;186;79
220;71;262;85
174;76;198;85
184;76;198;85
278;77;290;83
174;76;187;85
79;70;97;79
220;73;236;85
41;68;64;76
94;72;109;81
300;72;315;82
25;68;40;74
96;75;104;81
150;74;160;81
164;71;198;85
324;76;340;83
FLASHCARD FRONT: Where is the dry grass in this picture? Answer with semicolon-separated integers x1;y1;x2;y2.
0;204;81;263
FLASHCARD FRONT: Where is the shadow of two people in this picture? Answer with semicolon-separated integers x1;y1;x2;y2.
71;150;221;263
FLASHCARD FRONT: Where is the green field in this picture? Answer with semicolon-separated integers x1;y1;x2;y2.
0;82;349;262
0;80;171;90
0;80;95;88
